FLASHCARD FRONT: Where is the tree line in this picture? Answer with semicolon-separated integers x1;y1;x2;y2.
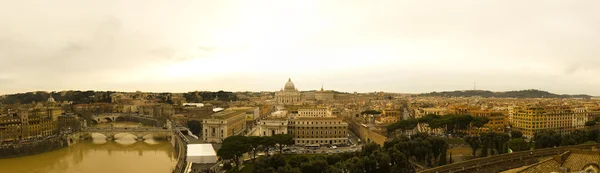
532;129;600;149
463;127;600;159
419;89;591;99
464;132;513;157
387;114;489;137
0;91;115;104
182;91;238;102
217;134;294;171
248;133;449;173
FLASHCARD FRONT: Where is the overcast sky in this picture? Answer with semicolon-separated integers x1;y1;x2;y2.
1;0;599;95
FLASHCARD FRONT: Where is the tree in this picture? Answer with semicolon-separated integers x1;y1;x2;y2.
533;130;561;149
186;120;202;136
464;136;481;156
247;136;262;162
277;165;302;173
261;136;276;156
289;155;310;167
439;151;447;166
267;154;287;170
585;121;597;127
471;116;490;130
386;119;418;136
361;142;380;156
345;156;365;173
507;138;529;152
272;134;294;154
217;135;250;171
511;131;523;139
374;152;391;173
494;133;510;154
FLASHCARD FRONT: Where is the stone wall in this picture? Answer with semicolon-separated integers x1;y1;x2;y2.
348;121;387;146
172;131;188;173
0;137;68;158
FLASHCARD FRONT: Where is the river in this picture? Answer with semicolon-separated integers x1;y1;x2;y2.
0;122;178;173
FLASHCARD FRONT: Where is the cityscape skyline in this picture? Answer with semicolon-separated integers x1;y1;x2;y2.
2;0;600;95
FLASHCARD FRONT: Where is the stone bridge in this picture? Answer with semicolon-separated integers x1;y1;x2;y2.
90;114;160;125
82;127;172;141
91;114;126;123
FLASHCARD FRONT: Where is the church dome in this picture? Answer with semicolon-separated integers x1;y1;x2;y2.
284;78;296;91
47;95;56;103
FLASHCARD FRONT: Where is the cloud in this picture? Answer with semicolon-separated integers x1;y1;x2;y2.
198;46;215;51
148;47;176;59
1;0;600;95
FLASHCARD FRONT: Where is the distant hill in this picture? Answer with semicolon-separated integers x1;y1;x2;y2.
419;89;591;99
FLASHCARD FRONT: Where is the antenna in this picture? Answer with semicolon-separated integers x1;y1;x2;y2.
473;81;476;90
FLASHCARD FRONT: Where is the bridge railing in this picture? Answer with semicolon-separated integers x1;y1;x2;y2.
83;127;170;132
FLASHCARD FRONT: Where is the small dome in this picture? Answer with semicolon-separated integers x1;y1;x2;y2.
47;95;56;103
284;78;296;91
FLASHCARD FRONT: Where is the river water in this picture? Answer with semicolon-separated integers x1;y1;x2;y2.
0;122;178;173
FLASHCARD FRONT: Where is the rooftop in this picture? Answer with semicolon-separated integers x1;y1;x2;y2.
187;144;217;157
206;110;246;120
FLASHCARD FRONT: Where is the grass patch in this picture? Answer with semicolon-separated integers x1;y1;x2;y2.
582;141;598;145
226;163;254;173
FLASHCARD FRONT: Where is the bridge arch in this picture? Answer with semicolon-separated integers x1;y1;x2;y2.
115;116;126;122
104;117;114;122
83;127;171;141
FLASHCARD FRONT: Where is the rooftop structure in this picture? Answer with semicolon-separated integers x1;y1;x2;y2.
186;144;217;164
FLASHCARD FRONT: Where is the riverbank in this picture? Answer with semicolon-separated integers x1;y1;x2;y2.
0;137;68;159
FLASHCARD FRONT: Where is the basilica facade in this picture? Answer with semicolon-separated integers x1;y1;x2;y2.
275;78;302;105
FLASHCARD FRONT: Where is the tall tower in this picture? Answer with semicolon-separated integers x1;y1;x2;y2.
18;109;29;140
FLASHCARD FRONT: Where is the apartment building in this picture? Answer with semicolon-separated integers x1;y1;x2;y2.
289;116;348;146
511;106;575;139
297;107;332;117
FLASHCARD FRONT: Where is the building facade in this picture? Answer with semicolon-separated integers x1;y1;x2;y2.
298;108;332;117
201;109;247;143
289;116;348;146
259;117;289;136
511;106;575;139
275;78;302;105
314;86;334;101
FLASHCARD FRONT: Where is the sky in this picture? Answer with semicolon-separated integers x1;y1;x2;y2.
1;0;600;95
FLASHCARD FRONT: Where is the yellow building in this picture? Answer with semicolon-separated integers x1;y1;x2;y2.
0;108;60;142
201;109;247;143
469;110;507;135
27;115;55;138
378;110;401;123
511;106;574;139
0;116;22;142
